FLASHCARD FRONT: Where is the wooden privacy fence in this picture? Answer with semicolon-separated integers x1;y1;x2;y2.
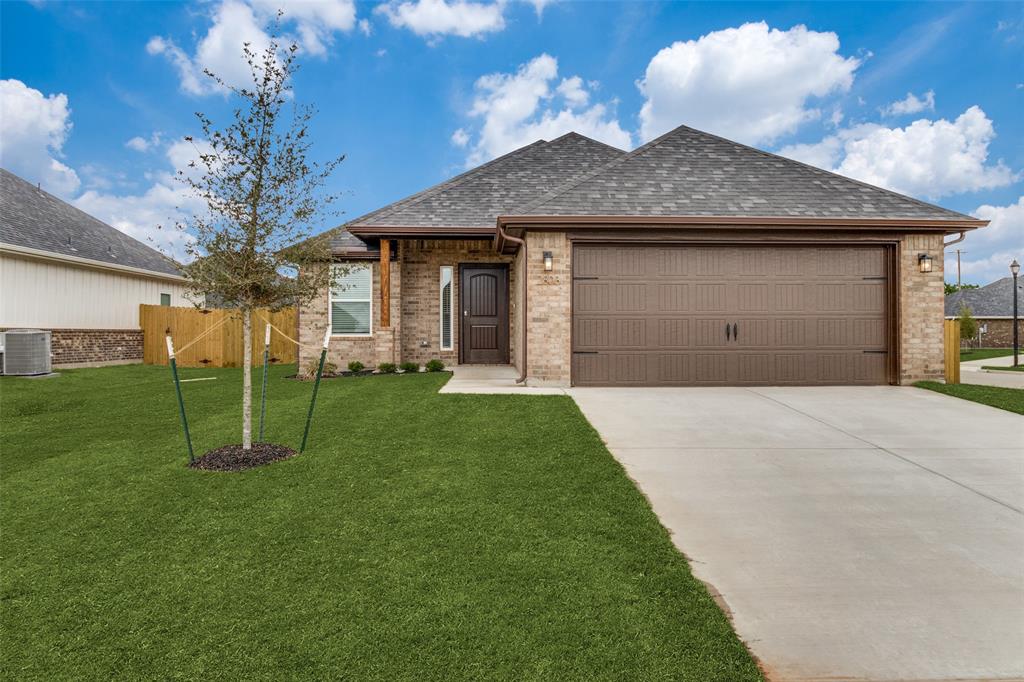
943;319;960;385
141;305;298;368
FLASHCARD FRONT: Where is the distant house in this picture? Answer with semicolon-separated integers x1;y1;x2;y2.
945;277;1024;348
0;168;191;367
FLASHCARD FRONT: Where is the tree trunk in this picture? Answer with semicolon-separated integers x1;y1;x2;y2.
242;308;252;450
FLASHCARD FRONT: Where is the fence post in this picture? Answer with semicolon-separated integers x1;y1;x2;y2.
944;319;960;385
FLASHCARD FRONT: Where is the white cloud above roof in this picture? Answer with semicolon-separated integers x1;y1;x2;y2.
637;22;861;145
0;79;80;197
457;53;631;165
778;106;1016;200
957;196;1024;283
375;0;506;40
879;89;935;116
148;0;357;96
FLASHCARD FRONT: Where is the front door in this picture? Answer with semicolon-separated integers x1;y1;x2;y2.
459;264;509;364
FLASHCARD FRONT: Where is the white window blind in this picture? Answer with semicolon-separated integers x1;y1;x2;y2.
331;264;372;335
440;266;453;350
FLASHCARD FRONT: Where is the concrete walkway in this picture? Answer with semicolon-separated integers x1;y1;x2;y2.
961;355;1024;389
568;385;1024;682
438;365;567;395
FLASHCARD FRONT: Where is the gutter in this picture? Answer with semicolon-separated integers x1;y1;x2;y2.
0;242;186;282
943;231;967;248
496;222;529;384
497;215;989;232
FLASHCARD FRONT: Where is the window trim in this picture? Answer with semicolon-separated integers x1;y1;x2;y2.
329;263;373;337
439;265;454;351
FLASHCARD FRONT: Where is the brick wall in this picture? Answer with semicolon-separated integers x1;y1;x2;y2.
899;233;945;382
399;239;515;365
523;232;571;385
972;318;1024;348
0;328;143;367
297;259;401;371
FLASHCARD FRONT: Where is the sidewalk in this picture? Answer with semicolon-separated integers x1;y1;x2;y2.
960;355;1024;389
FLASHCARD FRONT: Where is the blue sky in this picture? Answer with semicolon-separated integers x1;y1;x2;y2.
1;0;1021;283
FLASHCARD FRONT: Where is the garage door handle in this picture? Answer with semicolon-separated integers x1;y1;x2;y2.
725;323;731;341
733;323;739;341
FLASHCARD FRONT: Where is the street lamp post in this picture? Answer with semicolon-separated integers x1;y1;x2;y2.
1012;259;1020;368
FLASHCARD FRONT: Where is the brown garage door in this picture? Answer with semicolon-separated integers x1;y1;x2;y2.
571;244;891;386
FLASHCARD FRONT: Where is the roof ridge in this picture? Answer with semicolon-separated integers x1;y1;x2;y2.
667;124;974;221
518;124;683;214
345;139;548;228
521;123;972;220
546;131;627;155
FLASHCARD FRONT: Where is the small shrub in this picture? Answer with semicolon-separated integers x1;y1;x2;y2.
347;360;365;373
378;362;397;374
399;362;419;373
302;359;336;379
425;359;445;372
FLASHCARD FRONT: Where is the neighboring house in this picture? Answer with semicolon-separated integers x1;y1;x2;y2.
0;168;190;367
945;277;1024;347
299;125;986;387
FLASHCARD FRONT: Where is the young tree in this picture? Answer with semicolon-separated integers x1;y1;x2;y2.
174;37;342;450
958;303;978;346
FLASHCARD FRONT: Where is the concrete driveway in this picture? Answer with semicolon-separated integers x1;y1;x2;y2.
568;385;1024;682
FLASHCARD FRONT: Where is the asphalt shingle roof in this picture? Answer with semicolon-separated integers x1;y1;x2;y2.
523;124;973;221
0;168;181;277
945;277;1024;317
343;132;625;232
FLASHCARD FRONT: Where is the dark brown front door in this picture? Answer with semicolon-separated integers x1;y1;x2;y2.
460;264;509;364
572;244;891;386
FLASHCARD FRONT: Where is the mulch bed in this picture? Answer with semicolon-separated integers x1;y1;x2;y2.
189;443;298;472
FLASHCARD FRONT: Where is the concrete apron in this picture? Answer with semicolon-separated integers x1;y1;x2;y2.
567;385;1024;682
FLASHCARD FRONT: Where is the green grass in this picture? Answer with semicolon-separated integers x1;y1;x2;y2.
915;381;1024;415
981;364;1024;372
959;347;1016;362
1;364;761;681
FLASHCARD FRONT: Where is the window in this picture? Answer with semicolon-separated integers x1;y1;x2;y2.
160;293;171;306
330;264;372;335
440;266;453;350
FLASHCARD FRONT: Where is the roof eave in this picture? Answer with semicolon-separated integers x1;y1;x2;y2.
496;215;988;230
347;225;496;239
0;241;186;281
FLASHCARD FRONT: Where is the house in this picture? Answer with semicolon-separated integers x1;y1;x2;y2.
299;125;986;387
0;168;190;367
945;277;1023;347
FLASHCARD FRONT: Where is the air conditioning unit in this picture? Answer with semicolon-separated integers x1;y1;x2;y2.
2;329;52;376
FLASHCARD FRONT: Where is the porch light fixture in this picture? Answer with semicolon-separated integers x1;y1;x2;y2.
918;253;933;274
542;251;553;272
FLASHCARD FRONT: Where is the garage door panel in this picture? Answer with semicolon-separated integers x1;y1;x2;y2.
572;244;890;387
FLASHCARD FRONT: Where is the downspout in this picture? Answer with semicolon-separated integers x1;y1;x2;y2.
497;222;528;384
943;231;966;248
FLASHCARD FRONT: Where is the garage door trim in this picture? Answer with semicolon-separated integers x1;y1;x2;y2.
569;240;899;387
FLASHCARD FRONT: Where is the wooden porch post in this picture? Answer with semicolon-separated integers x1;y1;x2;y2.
380;239;391;328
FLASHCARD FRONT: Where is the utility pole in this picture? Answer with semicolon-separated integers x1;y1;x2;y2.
956;249;967;288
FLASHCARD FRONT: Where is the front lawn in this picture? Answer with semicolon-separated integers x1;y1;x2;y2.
915;381;1024;415
1;365;761;680
960;347;1016;362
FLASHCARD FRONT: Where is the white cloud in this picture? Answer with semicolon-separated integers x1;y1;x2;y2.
0;79;80;197
524;0;553;17
637;22;860;145
73;140;210;262
879;89;935;116
148;0;357;96
457;53;631;165
358;18;372;36
375;0;505;40
778;106;1016;200
125;132;162;152
451;128;470;147
953;196;1024;284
